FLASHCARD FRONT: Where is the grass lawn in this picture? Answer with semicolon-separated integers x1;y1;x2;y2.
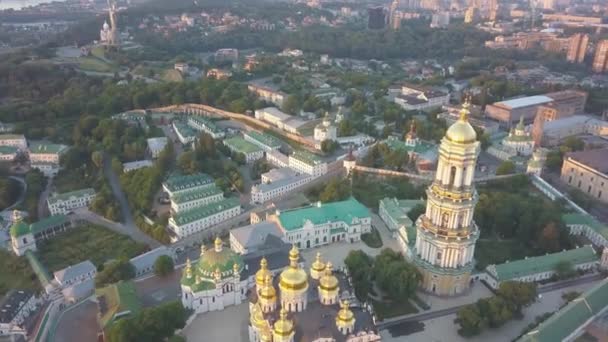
474;239;533;271
372;298;419;320
0;250;40;296
77;57;117;73
36;224;149;272
361;227;383;248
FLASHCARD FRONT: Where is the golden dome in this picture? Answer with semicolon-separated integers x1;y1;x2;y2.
214;236;223;252
311;252;326;273
250;302;269;330
185;258;193;279
279;245;309;291
445;101;477;144
336;300;355;326
256;257;272;288
260;327;273;342
273;308;294;337
259;275;277;302
319;262;339;292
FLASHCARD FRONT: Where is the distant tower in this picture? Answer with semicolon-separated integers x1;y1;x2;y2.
593;40;608;73
389;0;402;30
567;34;589;64
101;0;119;46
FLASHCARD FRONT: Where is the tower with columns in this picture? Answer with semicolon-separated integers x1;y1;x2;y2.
411;99;481;296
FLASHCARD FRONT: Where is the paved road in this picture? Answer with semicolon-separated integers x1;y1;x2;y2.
37;176;52;219
377;273;604;330
102;154;135;227
74;209;161;248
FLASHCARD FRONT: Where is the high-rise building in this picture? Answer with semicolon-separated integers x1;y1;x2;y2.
464;7;479;23
389;0;401;30
592;40;608;73
410;100;481;296
367;6;386;30
567;33;589;63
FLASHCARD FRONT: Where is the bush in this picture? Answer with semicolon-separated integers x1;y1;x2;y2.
154;255;174;277
95;259;135;288
361;227;383;248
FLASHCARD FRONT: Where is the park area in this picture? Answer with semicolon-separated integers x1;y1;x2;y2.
0;250;40;296
36;224;148;272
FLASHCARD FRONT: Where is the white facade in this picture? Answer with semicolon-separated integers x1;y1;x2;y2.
123;160;153;173
281;216;371;249
171;192;224;213
169;204;241;239
47;189;96;215
0;135;27;150
266;150;289;168
288;154;328;177
313;118;337;143
187;117;225;139
251;173;312;204
255;107;291;127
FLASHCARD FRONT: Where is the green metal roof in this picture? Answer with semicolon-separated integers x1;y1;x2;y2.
171;186;223;204
173;121;197;138
96;281;142;329
488;246;598;282
163;173;214;193
290;150;323;166
29;215;68;235
47;188;95;206
277;197;370;231
28;142;68;154
223;137;262;154
171;198;240;225
0;146;18;154
181;244;244;291
518;278;608;342
10;220;30;237
188;116;222;134
562;213;608;241
383;138;436;155
245;131;282;148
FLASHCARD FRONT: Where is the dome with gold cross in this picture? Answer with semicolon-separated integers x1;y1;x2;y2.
445;100;477;144
335;300;356;334
181;237;243;291
309;252;326;280
279;245;308;292
273;308;295;339
256;257;272;289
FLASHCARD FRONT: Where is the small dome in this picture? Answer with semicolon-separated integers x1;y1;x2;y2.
311;252;326;273
259;275;277;302
10;211;29;238
273;308;294;337
279;245;308;291
255;257;272;288
183;238;243;288
319;262;339;292
336;300;355;326
445;102;477;144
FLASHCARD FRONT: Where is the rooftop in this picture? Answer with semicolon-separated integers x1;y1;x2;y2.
290;150;323;166
542;115;606;132
564;149;608;174
163;173;214;193
493;95;553;109
277;198;370;231
230;221;283;252
517;278;608;342
0;290;34;324
29;142;68;155
171;185;223;204
53;260;95;285
47;188;95;206
171;197;240;225
487;245;598;282
146;137;168;150
173;121;197;138
562;213;608;241
262;167;298;182
245;131;282;149
188;116;222;134
258;107;291;121
224;137;263;154
255;173;311;193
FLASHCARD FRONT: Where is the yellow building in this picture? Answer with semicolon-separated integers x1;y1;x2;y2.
411;99;481;296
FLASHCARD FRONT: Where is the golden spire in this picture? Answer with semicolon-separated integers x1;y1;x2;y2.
311;252;326;273
319;261;339;292
256;257;271;288
214;236;223;252
273;308;294;337
459;97;471;122
233;262;240;275
200;244;206;257
336;300;355;324
289;245;300;268
185;258;192;279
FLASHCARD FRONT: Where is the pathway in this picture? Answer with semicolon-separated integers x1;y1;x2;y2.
37;176;52;219
102;153;135;227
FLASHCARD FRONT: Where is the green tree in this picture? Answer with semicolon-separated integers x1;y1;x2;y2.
455;304;485;337
282;95;300;115
154;255;175;277
496;161;516;175
321;140;339;154
344;250;373;301
407;203;425;222
106;301;187;342
95;259;135;288
554;260;576;280
496;281;537;315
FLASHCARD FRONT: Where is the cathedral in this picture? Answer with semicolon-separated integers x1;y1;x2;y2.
248;247;380;342
99;0;118;46
410;99;481;296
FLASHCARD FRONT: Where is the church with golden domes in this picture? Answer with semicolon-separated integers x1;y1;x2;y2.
248;247;381;342
409;99;482;296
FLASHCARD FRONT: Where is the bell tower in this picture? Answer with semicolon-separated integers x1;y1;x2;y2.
412;99;481;296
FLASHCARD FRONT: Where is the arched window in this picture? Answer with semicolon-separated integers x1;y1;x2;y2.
449;166;456;187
